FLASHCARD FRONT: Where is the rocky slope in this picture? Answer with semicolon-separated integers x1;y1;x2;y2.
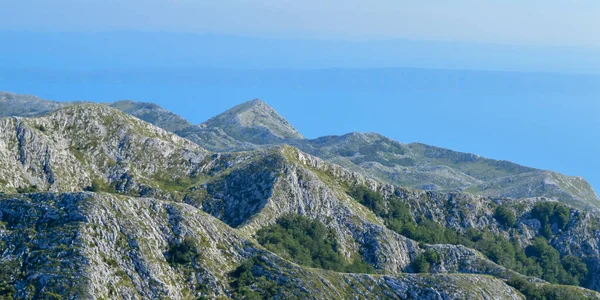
3;91;598;210
1;192;534;299
109;100;192;132
0;103;207;196
2;94;600;299
174;98;600;211
296;133;600;210
176;99;304;151
203;145;600;292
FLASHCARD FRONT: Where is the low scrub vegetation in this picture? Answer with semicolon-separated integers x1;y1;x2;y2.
349;186;588;285
255;214;375;274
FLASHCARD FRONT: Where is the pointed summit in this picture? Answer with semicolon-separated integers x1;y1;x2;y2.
201;99;304;144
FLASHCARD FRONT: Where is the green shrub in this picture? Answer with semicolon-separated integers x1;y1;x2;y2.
85;180;102;192
411;254;430;273
16;185;38;193
255;214;375;273
0;260;20;298
166;237;198;266
411;249;441;273
524;237;579;285
507;276;592;300
423;249;441;264
561;255;588;285
84;179;117;193
229;257;299;299
531;202;571;237
494;205;517;228
348;185;585;287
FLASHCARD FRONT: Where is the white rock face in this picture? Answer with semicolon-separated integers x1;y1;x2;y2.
0;104;207;194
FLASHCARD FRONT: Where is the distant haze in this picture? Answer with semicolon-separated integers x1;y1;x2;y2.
0;32;599;74
1;0;600;49
0;2;599;196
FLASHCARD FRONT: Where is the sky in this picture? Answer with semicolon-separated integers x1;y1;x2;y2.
1;0;600;48
0;1;599;193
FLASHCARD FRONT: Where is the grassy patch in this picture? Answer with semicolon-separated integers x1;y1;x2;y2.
84;179;117;194
151;173;208;193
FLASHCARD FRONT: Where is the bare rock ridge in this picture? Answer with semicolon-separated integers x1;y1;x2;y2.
297;133;600;210
176;99;305;151
2;91;598;210
0;103;207;195
201;99;304;141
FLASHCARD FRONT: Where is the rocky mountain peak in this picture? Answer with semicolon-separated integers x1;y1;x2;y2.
200;98;304;144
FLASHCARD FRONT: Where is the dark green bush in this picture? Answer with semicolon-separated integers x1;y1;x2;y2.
423;249;441;264
85;180;102;192
561;255;588;285
494;205;517;228
166;237;198;266
531;202;571;238
255;214;375;274
507;276;592;300
16;185;38;193
524;238;583;285
411;249;441;273
348;185;586;287
229;256;309;299
0;260;19;298
411;254;430;273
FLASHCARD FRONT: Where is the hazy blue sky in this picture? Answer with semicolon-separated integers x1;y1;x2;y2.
1;0;600;48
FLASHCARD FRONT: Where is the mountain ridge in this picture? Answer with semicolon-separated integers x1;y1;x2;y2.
1;100;600;298
1;91;597;211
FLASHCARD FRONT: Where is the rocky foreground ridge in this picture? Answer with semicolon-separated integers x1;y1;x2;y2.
0;93;600;299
